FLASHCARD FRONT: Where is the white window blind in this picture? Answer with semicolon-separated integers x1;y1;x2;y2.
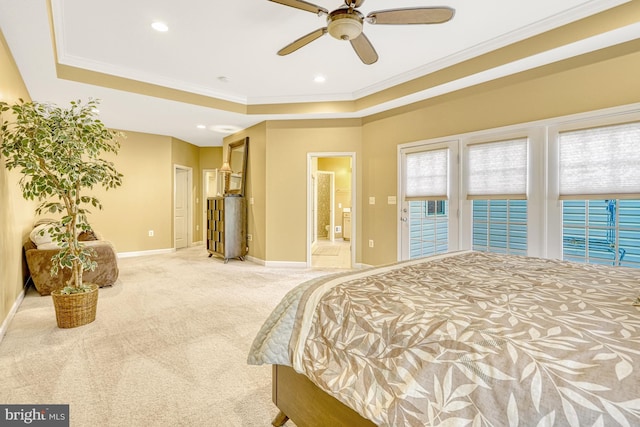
405;148;448;200
467;138;528;199
559;122;640;199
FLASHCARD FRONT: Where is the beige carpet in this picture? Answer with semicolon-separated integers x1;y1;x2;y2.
0;246;337;426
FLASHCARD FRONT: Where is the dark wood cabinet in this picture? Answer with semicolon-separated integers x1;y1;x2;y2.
206;195;247;263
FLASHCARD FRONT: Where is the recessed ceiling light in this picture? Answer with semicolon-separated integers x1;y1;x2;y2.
151;21;169;32
211;125;241;134
314;75;326;83
196;125;206;129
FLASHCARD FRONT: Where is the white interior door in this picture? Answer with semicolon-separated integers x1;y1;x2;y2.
174;167;189;249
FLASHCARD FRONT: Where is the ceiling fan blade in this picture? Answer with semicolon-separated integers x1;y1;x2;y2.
268;0;328;15
278;28;328;56
350;33;378;65
367;7;455;25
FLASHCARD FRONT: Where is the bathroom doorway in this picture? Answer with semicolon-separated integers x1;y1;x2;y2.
307;153;355;269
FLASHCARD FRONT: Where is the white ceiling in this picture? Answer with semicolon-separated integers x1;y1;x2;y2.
0;0;633;146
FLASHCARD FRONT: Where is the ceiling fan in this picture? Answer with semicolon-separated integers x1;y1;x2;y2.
268;0;455;65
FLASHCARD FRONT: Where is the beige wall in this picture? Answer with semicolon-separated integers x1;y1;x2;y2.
361;43;640;265
224;120;361;264
0;29;35;328
90;131;173;253
223;122;267;261
264;120;362;263
199;146;223;170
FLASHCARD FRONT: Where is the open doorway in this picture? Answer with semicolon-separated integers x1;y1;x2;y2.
308;153;355;269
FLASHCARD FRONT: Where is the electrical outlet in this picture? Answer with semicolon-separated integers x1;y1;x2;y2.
148;230;154;237
196;225;199;231
369;239;374;248
247;234;253;241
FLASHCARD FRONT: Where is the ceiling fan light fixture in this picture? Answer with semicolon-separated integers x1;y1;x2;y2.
327;11;363;41
270;1;456;64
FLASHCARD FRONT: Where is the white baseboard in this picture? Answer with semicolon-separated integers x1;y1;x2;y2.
0;287;26;344
117;248;176;258
245;255;265;265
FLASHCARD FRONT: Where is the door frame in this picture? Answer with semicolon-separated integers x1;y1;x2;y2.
173;164;193;249
307;152;356;267
397;140;460;261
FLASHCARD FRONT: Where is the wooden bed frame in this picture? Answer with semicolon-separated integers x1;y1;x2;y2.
271;365;376;427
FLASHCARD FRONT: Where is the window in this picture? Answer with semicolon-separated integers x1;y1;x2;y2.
559;122;640;198
559;122;640;268
405;149;448;200
427;200;445;216
563;199;640;268
473;200;527;255
467;138;528;256
467;138;528;198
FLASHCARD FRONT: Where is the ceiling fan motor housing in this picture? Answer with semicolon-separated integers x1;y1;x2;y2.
327;9;364;40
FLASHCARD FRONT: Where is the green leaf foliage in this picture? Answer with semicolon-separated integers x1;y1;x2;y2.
0;98;124;291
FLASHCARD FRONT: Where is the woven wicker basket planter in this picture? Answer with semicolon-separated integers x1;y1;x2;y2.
51;284;99;328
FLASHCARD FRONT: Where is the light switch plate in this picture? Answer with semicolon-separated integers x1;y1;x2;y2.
369;196;375;205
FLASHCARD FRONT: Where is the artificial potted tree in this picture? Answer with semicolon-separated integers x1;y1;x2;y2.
0;98;123;328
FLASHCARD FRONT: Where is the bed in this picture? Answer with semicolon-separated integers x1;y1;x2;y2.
248;251;640;426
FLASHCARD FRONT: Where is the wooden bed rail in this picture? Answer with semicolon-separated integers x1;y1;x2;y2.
272;364;376;427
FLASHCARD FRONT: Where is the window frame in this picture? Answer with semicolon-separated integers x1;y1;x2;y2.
460;128;544;257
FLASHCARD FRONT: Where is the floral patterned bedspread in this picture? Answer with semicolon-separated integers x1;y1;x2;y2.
288;251;640;426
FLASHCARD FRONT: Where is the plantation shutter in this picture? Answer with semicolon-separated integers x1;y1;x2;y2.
467;138;528;199
559;121;640;199
405;148;448;200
